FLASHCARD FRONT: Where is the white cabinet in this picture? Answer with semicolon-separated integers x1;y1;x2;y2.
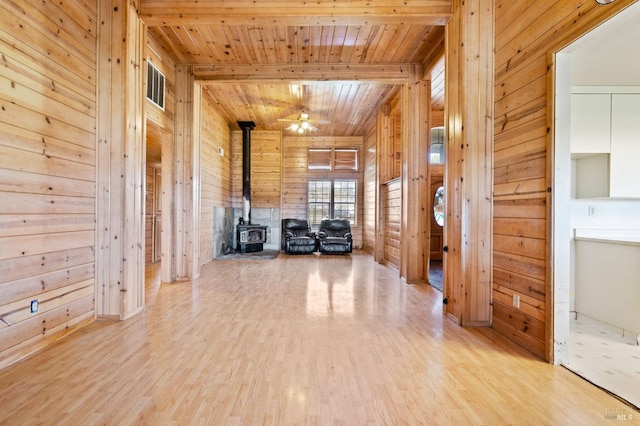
610;94;640;198
571;90;640;198
570;93;611;154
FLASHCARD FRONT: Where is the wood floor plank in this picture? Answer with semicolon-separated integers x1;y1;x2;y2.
0;252;635;424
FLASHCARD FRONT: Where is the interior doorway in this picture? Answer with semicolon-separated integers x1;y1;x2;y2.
553;2;640;409
145;120;164;291
428;126;445;292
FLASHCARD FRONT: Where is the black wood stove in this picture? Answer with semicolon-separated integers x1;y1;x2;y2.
236;222;268;253
236;121;268;253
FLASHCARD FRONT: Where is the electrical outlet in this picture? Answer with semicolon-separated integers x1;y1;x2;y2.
30;299;39;314
588;205;596;216
512;294;520;309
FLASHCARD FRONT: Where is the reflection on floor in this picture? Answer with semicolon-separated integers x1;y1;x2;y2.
0;252;634;423
429;259;443;292
565;315;640;409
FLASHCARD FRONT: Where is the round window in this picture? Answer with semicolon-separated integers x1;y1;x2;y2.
433;186;444;227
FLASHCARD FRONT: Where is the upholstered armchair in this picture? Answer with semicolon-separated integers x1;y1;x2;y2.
281;218;317;254
317;219;352;254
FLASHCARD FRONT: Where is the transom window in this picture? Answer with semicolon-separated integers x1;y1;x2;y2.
308;180;357;225
308;149;332;170
146;60;165;110
430;126;445;164
307;148;358;171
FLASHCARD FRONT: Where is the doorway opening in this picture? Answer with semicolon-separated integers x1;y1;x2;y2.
144;120;167;297
428;126;445;292
553;1;640;409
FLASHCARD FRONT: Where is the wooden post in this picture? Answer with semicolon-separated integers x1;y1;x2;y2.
173;66;201;280
375;106;390;264
96;0;146;319
400;65;431;284
444;0;493;325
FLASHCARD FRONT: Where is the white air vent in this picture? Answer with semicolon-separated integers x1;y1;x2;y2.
146;60;165;110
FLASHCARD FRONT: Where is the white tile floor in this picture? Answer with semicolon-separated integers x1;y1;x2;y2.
564;314;640;409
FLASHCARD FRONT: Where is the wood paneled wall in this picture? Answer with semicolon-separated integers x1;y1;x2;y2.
493;0;634;360
96;0;147;318
231;130;282;210
172;67;201;280
0;0;98;369
400;65;430;284
382;180;402;268
146;37;176;133
375;90;403;269
199;95;232;265
281;136;364;248
362;128;377;253
444;0;493;326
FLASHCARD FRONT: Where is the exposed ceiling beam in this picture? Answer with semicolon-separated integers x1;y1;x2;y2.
422;34;445;79
193;64;412;84
139;1;452;26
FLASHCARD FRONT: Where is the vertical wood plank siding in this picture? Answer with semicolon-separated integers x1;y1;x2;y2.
0;0;98;369
444;0;493;327
96;0;146;318
493;0;634;359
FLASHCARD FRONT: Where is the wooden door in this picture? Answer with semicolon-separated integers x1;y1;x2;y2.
430;165;444;261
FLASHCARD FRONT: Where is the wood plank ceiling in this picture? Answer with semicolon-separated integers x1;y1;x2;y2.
140;1;451;136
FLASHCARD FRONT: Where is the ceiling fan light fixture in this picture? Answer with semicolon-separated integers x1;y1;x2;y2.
297;127;305;134
594;0;617;4
291;123;299;131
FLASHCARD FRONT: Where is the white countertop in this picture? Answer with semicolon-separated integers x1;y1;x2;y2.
574;228;640;246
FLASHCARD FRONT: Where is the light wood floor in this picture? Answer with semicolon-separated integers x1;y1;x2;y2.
0;251;636;424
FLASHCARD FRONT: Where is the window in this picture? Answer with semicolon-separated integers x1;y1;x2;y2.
433;186;445;227
430;126;445;164
334;148;358;171
308;181;331;224
307;148;358;171
307;149;331;170
333;180;357;220
147;60;165;110
308;180;357;225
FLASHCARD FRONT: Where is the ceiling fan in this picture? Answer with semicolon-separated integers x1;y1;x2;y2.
277;110;324;134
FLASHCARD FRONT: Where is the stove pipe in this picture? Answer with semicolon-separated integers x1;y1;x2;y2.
237;121;256;224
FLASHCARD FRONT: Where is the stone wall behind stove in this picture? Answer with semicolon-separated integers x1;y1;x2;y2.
213;207;235;258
